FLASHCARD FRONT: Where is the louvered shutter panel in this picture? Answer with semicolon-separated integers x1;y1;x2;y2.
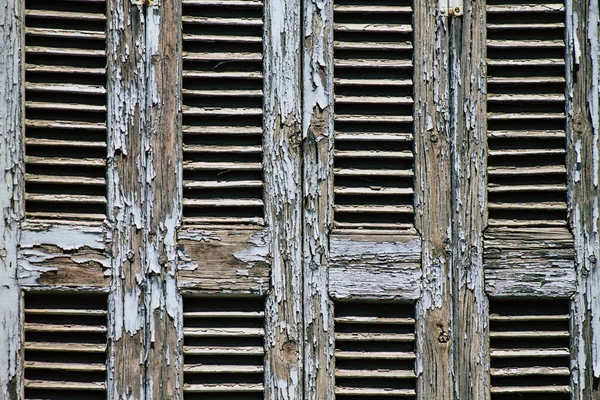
484;2;576;398
183;295;265;398
24;0;108;222
330;2;419;395
334;302;416;398
489;300;571;398
14;2;112;398
177;0;302;397
301;0;453;396
182;0;264;226
23;292;108;399
333;0;414;232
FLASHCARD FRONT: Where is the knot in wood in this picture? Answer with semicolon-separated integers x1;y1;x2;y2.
282;340;298;363
429;133;439;143
437;325;450;344
574;114;588;135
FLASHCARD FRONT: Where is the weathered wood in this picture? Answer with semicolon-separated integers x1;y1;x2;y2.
450;3;489;398
177;229;270;293
0;0;23;397
413;3;453;399
106;1;147;398
566;0;600;397
18;224;111;287
329;235;422;300
144;2;184;398
302;0;335;396
263;0;304;397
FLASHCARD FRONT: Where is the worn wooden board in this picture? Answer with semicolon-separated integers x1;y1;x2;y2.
0;0;24;397
18;223;111;287
177;229;270;293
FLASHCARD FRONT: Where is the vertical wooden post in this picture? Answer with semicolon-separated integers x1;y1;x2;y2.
144;1;184;398
0;1;24;398
566;0;600;398
302;0;335;398
449;2;489;399
106;1;147;398
263;0;304;398
413;3;454;399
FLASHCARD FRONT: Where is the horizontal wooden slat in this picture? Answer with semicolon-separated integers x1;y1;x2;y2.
25;194;107;205
491;366;570;376
24;323;107;333
184;383;264;393
24;342;106;353
183;161;262;171
25;27;106;40
335;369;416;378
183;327;264;337
24;361;106;372
490;348;570;358
182;0;262;6
182;16;263;26
335;351;416;360
487;4;564;13
334;332;414;342
334;316;415;325
334;5;412;13
25;9;106;21
184;346;264;356
184;365;263;373
490;386;570;394
334;23;412;33
24;380;106;391
335;387;416;396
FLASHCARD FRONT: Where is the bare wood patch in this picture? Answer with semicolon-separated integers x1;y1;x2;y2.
18;224;110;287
484;227;576;298
177;229;270;293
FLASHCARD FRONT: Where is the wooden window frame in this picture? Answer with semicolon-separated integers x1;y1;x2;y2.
0;0;599;399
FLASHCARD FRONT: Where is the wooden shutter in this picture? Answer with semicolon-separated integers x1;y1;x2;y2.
483;1;578;399
177;0;303;397
302;0;453;397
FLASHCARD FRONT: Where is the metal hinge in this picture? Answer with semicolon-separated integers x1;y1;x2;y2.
441;0;463;16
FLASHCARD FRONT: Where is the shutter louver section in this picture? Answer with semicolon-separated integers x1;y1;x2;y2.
333;0;414;232
24;0;107;222
23;292;107;400
486;1;567;227
183;296;265;399
489;300;571;399
334;301;416;398
182;0;264;226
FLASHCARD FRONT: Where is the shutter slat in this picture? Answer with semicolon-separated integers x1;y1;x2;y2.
25;9;106;20
24;380;106;391
487;4;564;13
24;361;106;372
335;387;416;396
182;16;263;26
334;5;412;13
334;23;412;33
